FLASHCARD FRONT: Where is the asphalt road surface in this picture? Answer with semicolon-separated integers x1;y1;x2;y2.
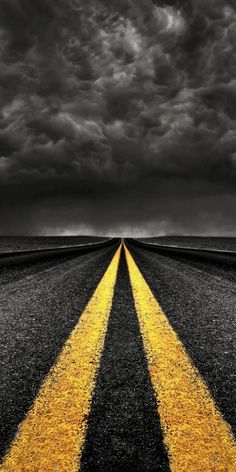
0;240;235;471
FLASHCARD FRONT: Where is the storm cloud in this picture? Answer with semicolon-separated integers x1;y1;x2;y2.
0;0;236;235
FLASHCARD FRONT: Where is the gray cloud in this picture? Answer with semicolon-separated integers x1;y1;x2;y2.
0;0;236;235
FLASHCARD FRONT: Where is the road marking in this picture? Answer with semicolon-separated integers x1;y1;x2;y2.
125;245;236;472
0;244;121;472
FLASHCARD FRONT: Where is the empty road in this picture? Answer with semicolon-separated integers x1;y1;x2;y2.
0;240;235;471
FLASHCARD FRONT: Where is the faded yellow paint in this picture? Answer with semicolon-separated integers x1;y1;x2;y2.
0;244;121;472
125;245;236;472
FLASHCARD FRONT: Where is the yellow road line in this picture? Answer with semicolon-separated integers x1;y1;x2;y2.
0;244;121;472
124;245;236;472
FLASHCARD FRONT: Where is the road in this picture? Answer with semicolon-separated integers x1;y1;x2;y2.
0;240;235;471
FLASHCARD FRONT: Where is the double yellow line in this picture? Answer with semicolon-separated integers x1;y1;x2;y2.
1;244;235;471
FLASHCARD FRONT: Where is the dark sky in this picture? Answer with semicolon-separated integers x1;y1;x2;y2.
1;0;236;236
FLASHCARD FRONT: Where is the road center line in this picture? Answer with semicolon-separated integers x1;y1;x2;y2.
124;245;236;472
0;244;121;472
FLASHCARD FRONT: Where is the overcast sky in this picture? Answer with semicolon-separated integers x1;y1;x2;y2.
1;0;236;236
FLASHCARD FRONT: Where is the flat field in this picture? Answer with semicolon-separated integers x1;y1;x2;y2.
0;236;108;253
139;236;236;251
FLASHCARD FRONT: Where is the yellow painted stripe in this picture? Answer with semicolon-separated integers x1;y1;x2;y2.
124;245;236;472
0;244;121;472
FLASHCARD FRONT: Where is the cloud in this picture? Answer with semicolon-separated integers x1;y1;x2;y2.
0;0;236;235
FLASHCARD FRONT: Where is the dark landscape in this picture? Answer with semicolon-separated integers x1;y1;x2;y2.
0;0;236;469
